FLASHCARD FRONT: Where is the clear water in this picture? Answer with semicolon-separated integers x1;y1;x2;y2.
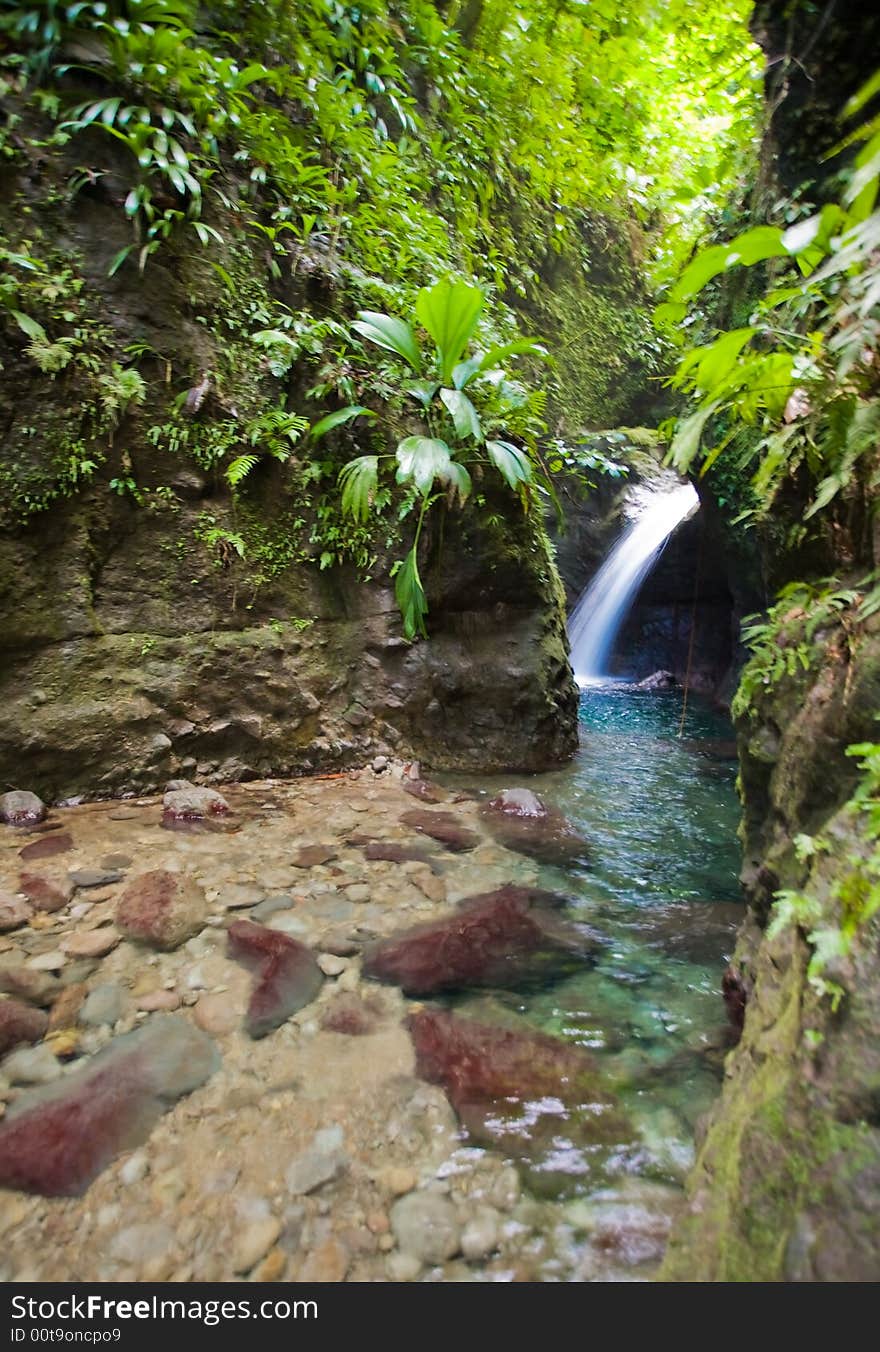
441;684;743;1277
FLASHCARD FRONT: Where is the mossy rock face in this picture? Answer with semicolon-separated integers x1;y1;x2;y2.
662;622;880;1282
0;476;577;798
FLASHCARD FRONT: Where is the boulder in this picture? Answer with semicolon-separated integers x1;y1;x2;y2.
363;884;601;995
161;785;230;829
408;1007;632;1188
0;1014;219;1195
636;670;678;690
227;919;323;1039
116;870;207;950
479;789;590;867
0;791;47;827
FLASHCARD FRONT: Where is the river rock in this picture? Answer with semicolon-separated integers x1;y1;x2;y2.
70;869;123;889
192;993;239;1036
0;791;46;827
362;884;601;995
297;1238;350;1283
390;1191;461;1263
18;873;74;913
408;1007;631;1184
19;833;73;861
162;786;229;828
400;809;479;853
61;928;121;959
0;961;61;1007
116;870;207;950
291;845;337;868
479;789;590;867
285;1125;348;1196
2;1043;62;1086
461;1205;501;1260
0;893;32;932
358;840;437;868
232;1216;282;1274
0;998;48;1056
79;983;126;1027
227;919;323;1038
0;1014;219;1195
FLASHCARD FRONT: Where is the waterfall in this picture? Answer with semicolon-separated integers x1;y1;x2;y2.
568;482;699;685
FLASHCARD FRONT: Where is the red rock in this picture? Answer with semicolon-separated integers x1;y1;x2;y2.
292;845;338;868
356;840;437;868
227;919;323;1039
408;1007;631;1185
480;789;590;867
19;833;74;861
0;1015;218;1196
319;991;383;1036
362;884;601;995
400;809;479;853
18;872;74;913
0;998;48;1056
115;870;207;950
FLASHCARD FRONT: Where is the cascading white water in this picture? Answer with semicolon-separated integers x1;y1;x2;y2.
568;481;699;685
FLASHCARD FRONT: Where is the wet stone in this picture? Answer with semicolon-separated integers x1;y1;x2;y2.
0;1015;219;1196
363;884;601;995
390;1191;461;1263
319;992;382;1036
285;1125;349;1196
400;810;479;853
70;870;123;890
116;870;207;951
227;920;323;1039
292;845;338;868
408;1007;632;1190
2;1043;62;1086
19;834;74;862
79;983;126;1028
161;786;230;829
0;998;49;1056
19;873;74;913
479;789;591;867
0;792;47;828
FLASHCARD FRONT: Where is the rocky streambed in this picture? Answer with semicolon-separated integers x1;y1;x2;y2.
0;712;741;1283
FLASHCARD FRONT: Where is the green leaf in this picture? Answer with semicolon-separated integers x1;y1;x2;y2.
395;545;428;640
405;379;440;407
225;454;259;487
667;401;721;473
310;405;376;439
443;460;472;506
10;311;46;341
485;439;532;491
415;278;484;384
670;227;787;302
454;338;547;386
352;311;421;372
338;455;378;523
396;436;453;496
844;69;880;119
695;328;755;392
439;388;482;440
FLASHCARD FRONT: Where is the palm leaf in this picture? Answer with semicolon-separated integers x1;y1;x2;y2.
352;312;422;372
415;279;484;384
338;455;379;523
